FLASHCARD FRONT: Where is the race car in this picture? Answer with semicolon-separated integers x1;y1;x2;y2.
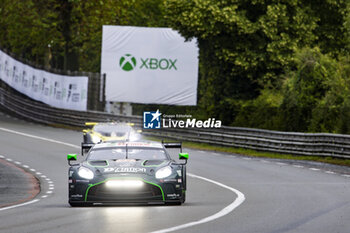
81;122;142;154
67;141;188;206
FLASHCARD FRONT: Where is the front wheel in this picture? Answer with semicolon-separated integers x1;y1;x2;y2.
181;191;186;204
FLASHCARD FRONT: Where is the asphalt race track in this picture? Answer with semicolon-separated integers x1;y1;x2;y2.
0;113;350;233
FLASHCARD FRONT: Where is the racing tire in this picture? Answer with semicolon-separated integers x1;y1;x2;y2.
183;166;187;190
167;201;182;206
181;191;186;204
69;202;91;207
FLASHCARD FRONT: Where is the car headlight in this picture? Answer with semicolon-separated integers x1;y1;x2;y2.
91;135;101;143
155;166;172;179
78;167;94;179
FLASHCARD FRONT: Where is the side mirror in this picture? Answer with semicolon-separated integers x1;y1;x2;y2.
67;154;77;166
179;153;189;160
67;154;77;161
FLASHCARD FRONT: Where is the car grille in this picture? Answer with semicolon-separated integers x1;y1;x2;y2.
86;181;163;202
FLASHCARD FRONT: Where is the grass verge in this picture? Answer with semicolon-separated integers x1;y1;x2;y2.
145;136;350;167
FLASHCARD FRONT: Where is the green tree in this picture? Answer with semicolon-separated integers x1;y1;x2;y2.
279;47;336;131
308;55;350;133
70;0;167;72
0;0;167;72
164;0;348;125
0;0;61;65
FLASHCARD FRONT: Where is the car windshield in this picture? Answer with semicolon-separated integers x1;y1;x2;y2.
87;147;168;160
93;124;133;137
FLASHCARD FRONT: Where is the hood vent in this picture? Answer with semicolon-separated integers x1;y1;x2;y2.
142;160;164;167
88;160;108;167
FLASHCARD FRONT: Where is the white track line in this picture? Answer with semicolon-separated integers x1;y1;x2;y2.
276;162;287;166
309;168;320;171
0;199;39;212
150;173;245;233
0;127;80;149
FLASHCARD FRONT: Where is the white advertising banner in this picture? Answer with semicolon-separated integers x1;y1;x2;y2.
0;49;88;111
101;25;199;105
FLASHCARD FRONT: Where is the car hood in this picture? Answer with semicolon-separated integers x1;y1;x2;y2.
83;159;170;175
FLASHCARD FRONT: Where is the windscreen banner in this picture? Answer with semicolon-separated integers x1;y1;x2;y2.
0;49;88;111
101;25;199;105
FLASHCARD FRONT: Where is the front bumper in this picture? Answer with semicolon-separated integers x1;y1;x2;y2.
69;177;184;204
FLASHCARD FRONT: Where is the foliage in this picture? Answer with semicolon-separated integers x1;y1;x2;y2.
163;0;348;125
233;89;283;129
0;0;61;65
308;55;350;133
278;47;337;131
236;47;350;134
0;0;166;72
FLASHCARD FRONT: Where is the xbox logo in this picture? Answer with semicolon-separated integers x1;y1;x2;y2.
119;54;137;71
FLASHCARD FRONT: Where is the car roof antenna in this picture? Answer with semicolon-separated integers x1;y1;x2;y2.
126;130;130;142
125;142;128;159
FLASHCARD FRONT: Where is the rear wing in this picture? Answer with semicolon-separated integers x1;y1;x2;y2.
162;141;182;153
84;122;98;129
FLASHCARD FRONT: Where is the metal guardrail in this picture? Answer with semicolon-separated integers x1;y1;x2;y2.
1;82;350;159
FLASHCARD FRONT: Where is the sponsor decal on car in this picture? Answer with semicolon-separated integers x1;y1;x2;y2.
163;178;177;182
75;180;90;183
167;193;180;198
103;167;146;173
71;194;83;198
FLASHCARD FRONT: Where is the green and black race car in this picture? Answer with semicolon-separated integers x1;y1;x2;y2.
67;141;188;206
